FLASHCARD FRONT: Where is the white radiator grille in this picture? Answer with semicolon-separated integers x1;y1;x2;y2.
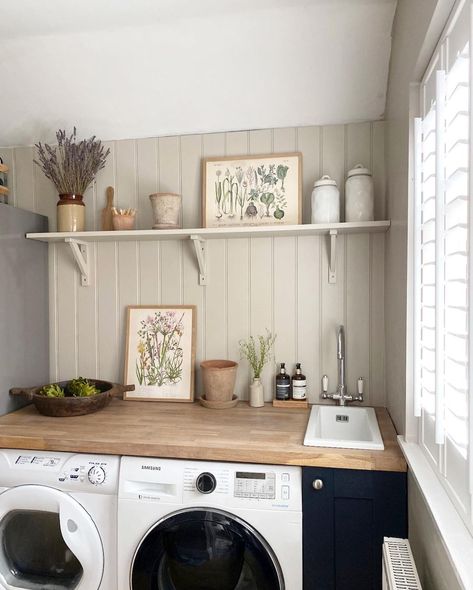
382;538;422;590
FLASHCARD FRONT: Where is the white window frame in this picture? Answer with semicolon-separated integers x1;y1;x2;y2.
404;1;473;587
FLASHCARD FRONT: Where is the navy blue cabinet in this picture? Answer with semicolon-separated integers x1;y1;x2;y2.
302;467;407;590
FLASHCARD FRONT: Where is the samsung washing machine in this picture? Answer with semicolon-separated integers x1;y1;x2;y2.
0;449;119;590
118;457;302;590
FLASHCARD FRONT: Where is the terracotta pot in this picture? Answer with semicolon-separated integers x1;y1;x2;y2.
200;360;238;402
149;193;182;229
57;193;85;232
112;214;136;230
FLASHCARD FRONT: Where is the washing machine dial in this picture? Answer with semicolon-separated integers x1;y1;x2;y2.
88;466;106;485
196;472;217;494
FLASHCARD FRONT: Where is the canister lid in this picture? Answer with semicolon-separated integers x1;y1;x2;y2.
347;164;371;178
313;175;337;188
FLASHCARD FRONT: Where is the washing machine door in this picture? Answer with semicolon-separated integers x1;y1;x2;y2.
131;508;284;590
0;485;104;590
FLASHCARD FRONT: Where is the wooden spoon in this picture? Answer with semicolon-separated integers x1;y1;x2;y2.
101;186;114;231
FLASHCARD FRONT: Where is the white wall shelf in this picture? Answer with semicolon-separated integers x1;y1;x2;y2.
27;220;390;287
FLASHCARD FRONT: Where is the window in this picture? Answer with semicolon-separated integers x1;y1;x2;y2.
413;0;472;533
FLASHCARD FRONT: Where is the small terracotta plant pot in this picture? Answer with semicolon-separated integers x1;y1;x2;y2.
200;360;238;402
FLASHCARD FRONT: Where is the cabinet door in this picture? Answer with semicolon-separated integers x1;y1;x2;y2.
302;467;407;590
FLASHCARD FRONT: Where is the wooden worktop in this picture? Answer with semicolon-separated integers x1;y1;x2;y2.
0;401;406;472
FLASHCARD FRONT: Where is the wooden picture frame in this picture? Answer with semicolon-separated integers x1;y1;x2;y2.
124;305;196;402
202;152;302;228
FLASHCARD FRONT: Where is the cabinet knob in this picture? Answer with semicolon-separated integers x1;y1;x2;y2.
312;479;324;491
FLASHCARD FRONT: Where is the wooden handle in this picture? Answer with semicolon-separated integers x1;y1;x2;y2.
108;383;135;398
106;186;114;207
10;387;36;400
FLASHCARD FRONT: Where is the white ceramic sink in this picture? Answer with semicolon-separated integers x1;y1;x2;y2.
303;405;384;450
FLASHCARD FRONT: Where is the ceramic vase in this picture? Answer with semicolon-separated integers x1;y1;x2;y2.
249;378;264;408
149;193;182;229
57;194;85;232
200;360;238;402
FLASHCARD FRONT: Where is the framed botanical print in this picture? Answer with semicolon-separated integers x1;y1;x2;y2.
202;152;302;228
124;305;196;402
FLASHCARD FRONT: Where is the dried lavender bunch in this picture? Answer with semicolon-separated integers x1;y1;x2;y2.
34;128;110;195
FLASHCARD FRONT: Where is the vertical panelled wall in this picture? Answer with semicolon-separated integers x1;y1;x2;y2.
1;122;386;404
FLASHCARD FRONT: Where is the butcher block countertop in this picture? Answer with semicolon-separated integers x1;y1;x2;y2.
0;401;406;472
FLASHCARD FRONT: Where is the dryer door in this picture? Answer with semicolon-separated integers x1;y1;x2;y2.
0;485;104;590
131;508;284;590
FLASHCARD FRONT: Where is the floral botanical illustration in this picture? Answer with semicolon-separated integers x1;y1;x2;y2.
135;311;185;386
214;164;288;221
204;154;300;228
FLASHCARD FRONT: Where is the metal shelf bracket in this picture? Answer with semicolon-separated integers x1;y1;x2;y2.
65;238;90;287
329;230;338;284
190;235;207;285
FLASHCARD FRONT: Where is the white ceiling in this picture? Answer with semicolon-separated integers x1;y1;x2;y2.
0;0;397;146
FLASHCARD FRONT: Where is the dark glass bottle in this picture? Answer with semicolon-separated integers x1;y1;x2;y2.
275;363;291;400
291;363;307;400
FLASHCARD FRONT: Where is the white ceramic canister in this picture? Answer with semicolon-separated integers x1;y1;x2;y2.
311;175;340;223
345;164;374;222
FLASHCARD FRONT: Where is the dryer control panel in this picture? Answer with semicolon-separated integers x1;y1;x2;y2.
0;450;119;493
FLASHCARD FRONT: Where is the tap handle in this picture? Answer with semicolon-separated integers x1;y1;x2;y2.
322;374;329;393
357;377;364;396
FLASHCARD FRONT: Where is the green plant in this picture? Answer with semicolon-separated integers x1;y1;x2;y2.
276;165;289;190
214;170;223;218
68;377;100;397
239;331;276;379
39;383;65;398
34;128;110;195
260;192;275;217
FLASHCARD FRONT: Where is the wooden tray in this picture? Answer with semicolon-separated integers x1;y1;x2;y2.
272;399;309;409
10;380;135;417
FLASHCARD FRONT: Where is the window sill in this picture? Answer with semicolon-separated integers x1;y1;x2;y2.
398;437;473;590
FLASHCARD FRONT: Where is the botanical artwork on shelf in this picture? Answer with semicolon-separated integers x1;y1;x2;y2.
124;306;196;402
202;152;302;228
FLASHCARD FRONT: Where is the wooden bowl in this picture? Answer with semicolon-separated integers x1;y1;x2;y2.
10;380;135;417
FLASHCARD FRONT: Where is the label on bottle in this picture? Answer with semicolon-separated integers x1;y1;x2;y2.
276;384;290;400
292;380;307;400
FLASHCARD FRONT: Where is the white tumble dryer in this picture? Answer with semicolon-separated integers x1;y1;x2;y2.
118;457;302;590
0;449;119;590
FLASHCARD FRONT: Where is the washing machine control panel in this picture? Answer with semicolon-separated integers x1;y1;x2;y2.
234;471;276;499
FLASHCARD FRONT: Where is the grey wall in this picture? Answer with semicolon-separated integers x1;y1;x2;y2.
385;1;462;589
